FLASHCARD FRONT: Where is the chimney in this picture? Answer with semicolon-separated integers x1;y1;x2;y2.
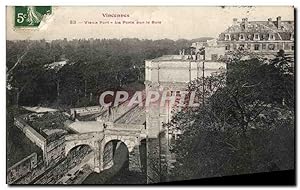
268;18;272;25
242;18;248;30
233;18;238;25
277;16;282;29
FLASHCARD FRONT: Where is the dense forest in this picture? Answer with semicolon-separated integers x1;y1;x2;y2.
6;38;211;108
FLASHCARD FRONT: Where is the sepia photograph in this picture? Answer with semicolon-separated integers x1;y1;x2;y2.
5;5;295;185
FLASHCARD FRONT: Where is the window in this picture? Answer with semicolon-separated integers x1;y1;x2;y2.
291;33;294;40
247;44;251;49
233;44;237;50
239;34;245;40
269;33;275;40
268;44;275;50
254;44;260;51
170;134;176;144
262;34;268;40
248;34;252;40
254;33;260;40
211;54;218;61
239;44;245;50
233;34;238;41
262;43;266;50
291;45;294;50
225;34;231;41
225;44;230;50
284;43;290;50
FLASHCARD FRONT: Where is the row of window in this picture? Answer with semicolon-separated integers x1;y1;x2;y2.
225;43;294;51
224;33;294;41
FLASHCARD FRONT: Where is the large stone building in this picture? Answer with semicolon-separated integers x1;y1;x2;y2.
218;16;294;58
190;16;294;61
145;54;226;182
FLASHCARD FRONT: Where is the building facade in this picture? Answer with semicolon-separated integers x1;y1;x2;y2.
218;16;294;58
144;55;226;183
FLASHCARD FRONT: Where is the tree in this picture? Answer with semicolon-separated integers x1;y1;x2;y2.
168;52;295;181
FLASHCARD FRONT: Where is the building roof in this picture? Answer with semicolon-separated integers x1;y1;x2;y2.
224;21;294;33
148;55;186;62
67;121;104;133
22;106;59;113
42;128;68;136
45;60;67;71
219;18;294;41
147;55;196;62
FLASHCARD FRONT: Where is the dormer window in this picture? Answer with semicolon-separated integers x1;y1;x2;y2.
239;33;245;41
225;34;231;41
291;33;294;40
268;33;275;40
268;44;275;50
225;44;230;50
233;44;237;50
254;33;260;40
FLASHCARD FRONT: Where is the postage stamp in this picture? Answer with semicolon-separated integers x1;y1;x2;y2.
14;6;52;28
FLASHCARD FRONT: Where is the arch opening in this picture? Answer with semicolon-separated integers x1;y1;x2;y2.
139;139;147;174
83;139;145;184
101;139;146;184
103;140;129;171
82;140;133;184
66;144;95;171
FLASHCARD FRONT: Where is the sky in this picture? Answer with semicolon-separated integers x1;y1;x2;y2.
6;6;294;40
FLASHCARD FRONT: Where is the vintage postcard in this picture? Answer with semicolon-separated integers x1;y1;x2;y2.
6;6;295;185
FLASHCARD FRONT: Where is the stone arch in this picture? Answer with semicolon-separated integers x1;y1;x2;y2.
65;141;95;157
64;142;96;169
102;139;130;171
101;135;143;172
103;135;136;152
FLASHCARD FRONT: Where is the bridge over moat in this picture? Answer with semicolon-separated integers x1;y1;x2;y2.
65;119;147;173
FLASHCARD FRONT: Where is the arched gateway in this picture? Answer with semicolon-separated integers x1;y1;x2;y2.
65;122;146;173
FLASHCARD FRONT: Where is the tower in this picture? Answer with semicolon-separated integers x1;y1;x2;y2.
144;54;226;183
